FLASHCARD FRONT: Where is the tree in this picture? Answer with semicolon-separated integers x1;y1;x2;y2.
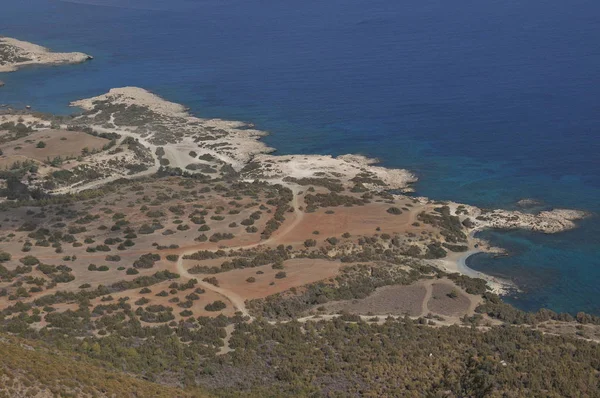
36;141;46;148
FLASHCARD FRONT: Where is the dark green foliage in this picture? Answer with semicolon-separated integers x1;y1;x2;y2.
304;192;367;212
418;206;467;243
424;243;447;259
133;253;160;269
304;239;317;247
19;256;40;266
442;243;468;252
447;274;488;295
204;300;226;312
387;207;402;215
275;271;287;279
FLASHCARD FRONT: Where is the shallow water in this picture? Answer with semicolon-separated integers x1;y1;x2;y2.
1;0;599;314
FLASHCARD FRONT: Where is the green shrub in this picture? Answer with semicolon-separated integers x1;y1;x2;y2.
204;300;226;311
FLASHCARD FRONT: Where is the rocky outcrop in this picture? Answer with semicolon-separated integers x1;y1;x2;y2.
0;37;92;73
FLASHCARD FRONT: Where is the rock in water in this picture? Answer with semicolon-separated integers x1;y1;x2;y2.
517;198;543;208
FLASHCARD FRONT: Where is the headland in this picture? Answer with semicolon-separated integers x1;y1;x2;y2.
0;36;92;73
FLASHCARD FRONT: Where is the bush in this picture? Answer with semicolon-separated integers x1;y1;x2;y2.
275;271;287;279
133;253;160;269
195;234;208;242
0;252;11;262
204;300;226;311
202;277;219;287
20;256;40;266
387;207;403;215
304;239;317;248
135;297;150;306
326;237;338;246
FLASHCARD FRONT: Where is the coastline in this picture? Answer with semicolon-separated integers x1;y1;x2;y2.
0;37;590;302
0;37;92;73
435;249;512;296
2;84;588;296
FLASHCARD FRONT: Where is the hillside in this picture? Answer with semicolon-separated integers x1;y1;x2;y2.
0;334;205;397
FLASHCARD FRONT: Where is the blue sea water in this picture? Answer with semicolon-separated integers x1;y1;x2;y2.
1;0;599;314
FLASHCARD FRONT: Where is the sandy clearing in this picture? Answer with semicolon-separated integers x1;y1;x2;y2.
211;258;343;300
427;281;472;317
322;283;427;317
0;129;108;162
280;201;416;244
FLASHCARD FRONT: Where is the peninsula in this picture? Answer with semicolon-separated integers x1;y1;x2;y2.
0;36;92;73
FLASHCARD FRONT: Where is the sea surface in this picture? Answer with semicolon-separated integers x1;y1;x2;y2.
1;0;599;315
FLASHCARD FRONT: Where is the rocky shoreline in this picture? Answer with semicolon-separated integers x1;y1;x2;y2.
0;37;92;73
0;38;591;294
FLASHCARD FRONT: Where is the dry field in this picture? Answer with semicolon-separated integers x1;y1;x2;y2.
213;258;343;300
321;283;427;316
0;174;483;333
0;129;108;164
319;277;481;320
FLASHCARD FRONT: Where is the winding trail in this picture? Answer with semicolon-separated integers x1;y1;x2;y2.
175;184;304;319
421;280;434;317
50;118;160;195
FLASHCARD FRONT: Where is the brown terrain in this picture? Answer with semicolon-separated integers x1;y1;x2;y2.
0;173;483;327
0;94;596;381
0;129;108;163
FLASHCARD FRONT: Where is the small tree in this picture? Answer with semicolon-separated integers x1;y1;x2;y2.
36;141;46;148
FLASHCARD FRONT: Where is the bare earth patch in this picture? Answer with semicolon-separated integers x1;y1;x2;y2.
322;283;427;316
282;202;421;244
0;129;108;162
213;258;343;300
428;281;472;316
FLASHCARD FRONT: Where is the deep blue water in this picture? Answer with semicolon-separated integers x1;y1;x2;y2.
1;0;599;314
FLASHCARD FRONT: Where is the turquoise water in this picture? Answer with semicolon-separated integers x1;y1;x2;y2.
1;0;599;314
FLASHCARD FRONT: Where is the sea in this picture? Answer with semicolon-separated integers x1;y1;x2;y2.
1;0;599;315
